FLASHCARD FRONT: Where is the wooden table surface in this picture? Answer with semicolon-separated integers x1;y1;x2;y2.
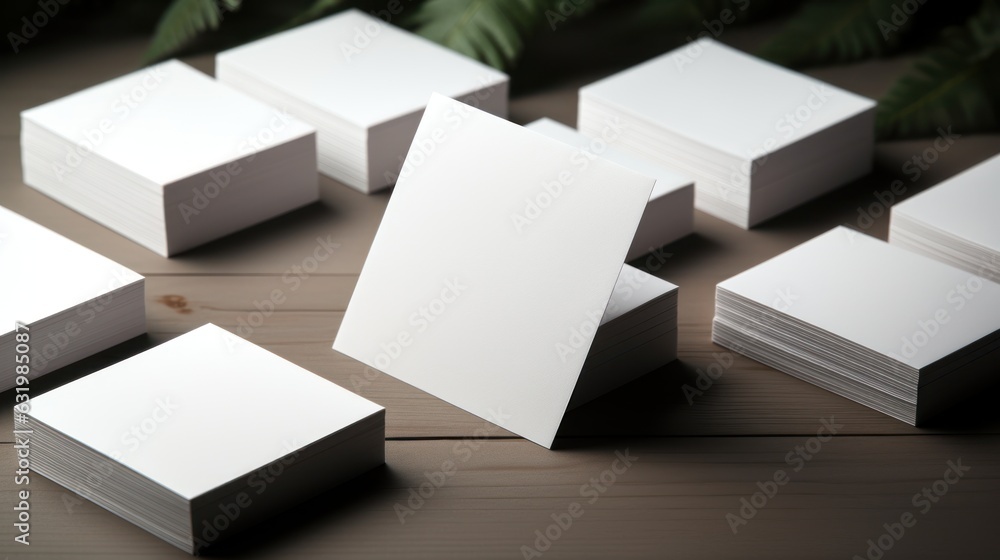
2;29;1000;560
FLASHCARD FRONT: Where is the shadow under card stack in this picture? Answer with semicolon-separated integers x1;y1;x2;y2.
20;60;318;257
712;227;1000;425
0;205;144;391
216;9;509;194
578;38;876;229
25;324;385;553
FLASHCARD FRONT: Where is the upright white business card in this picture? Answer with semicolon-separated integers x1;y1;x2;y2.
334;94;655;447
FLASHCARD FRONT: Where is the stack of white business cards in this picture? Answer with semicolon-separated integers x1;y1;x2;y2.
25;324;384;553
0;206;144;391
570;264;678;409
890;153;1000;282
334;93;678;448
217;9;509;194
21;60;318;257
713;227;1000;425
525;118;694;260
578;38;876;229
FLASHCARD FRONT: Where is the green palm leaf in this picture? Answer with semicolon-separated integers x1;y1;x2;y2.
410;0;552;69
758;0;911;67
877;0;1000;139
144;0;242;63
277;0;344;31
634;0;762;29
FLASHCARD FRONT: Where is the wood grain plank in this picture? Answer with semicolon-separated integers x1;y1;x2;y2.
2;436;997;559
3;273;999;444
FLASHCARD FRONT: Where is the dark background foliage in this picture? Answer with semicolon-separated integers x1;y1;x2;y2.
2;0;998;140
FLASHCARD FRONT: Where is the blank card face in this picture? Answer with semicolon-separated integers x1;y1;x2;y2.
333;93;654;447
29;324;383;500
579;38;875;159
0;206;142;333
893;153;1000;256
216;9;508;129
717;227;1000;369
21;60;315;186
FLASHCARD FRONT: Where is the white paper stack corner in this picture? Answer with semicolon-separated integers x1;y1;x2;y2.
713;227;1000;424
217;9;509;194
890;153;1000;282
21;60;318;257
334;94;678;449
24;324;384;553
1;206;144;391
526;118;694;260
579;38;876;229
570;265;678;410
